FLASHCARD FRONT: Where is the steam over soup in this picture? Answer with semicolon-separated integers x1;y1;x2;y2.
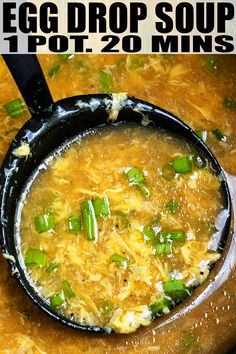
19;124;225;334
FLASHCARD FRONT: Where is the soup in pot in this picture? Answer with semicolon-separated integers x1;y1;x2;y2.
0;53;236;352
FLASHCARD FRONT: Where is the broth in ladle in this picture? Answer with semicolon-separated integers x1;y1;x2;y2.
18;124;225;334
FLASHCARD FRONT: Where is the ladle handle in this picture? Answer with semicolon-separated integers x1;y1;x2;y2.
2;54;54;119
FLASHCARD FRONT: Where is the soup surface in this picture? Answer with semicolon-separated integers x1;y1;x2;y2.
19;124;223;333
0;54;236;352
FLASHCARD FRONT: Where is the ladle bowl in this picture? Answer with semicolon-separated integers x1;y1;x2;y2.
0;55;232;334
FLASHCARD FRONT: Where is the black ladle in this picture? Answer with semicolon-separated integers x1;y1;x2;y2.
0;54;232;334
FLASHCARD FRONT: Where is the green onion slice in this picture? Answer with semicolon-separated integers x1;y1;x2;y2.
159;230;186;243
59;54;73;62
173;156;192;174
192;154;207;169
46;262;60;274
165;199;180;214
155;243;172;255
81;200;98;241
48;64;61;78
77;59;87;69
25;249;47;268
210;224;219;234
130;56;145;69
212;128;227;142
62;280;75;299
100;300;115;320
162;163;175;181
111;254;130;269
92;196;110;217
50;291;65;308
142;225;156;244
149;295;172;315
35;213;55;233
125;166;145;184
195;130;207;143
68;214;81;234
99;70;113;93
163;280;190;301
125;167;152;198
202;55;219;73
3;98;25;117
138;183;152;198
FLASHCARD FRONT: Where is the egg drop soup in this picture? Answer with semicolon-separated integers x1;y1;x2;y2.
1;53;236;352
19;124;225;334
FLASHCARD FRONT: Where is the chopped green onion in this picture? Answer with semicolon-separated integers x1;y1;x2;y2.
210;224;219;234
165;199;180;214
142;225;156;244
130;56;145;69
149;295;172;315
173;156;192;174
159;230;186;243
59;54;73;62
77;59;87;69
163;280;189;301
35;213;55;233
125;167;152;198
3;98;25;117
68;214;81;234
212;128;227;142
138;183;152;198
111;254;130;269
92;196;110;217
100;300;115;320
155;243;172;255
99;70;113;93
162;163;175;181
48;64;61;78
202;55;219;73
25;249;47;268
62;280;75;299
81;200;98;241
223;96;236;110
112;210;130;230
195;130;207;143
50;291;65;308
125;167;145;184
192;154;207;169
46;262;60;274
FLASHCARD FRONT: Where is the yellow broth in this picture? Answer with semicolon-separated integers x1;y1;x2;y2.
0;53;236;352
20;124;223;333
